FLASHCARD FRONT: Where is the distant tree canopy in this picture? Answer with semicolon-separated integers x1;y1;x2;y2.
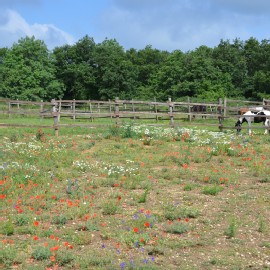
1;35;270;102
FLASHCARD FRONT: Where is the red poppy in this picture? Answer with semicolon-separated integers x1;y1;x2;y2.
133;227;139;233
50;255;56;262
144;222;150;227
0;194;6;199
33;221;39;226
33;236;39;241
50;246;59;251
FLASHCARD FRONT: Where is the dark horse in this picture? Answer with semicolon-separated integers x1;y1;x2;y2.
191;105;207;118
235;110;270;135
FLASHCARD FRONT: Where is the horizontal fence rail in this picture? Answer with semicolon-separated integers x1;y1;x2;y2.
0;97;269;136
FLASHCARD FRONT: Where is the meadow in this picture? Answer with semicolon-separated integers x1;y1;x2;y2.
0;120;270;270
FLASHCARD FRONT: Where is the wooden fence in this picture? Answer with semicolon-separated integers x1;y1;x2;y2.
0;97;268;135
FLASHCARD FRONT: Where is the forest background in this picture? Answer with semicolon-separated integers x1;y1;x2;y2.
0;35;269;102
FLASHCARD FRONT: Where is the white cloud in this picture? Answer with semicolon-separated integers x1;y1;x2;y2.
0;9;75;49
96;0;270;52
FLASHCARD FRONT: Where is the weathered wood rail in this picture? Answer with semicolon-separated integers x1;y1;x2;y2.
0;97;268;135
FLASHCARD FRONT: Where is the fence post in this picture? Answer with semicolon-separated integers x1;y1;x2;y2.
8;101;11;118
218;98;223;132
72;99;76;120
132;99;136;120
154;97;158;122
51;99;59;136
223;97;227;118
115;97;120;126
168;97;174;127
40;100;44;119
187;97;191;121
58;99;62;122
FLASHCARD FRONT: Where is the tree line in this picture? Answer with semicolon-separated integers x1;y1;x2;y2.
0;35;269;102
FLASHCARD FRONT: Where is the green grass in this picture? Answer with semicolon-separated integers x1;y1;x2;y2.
0;120;270;269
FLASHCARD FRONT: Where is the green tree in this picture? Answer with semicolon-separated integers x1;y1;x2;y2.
0;36;64;101
126;45;169;100
212;39;247;98
95;39;138;100
53;35;98;100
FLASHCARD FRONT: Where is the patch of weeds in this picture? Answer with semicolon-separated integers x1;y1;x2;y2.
123;175;144;189
258;177;270;183
121;123;137;138
36;129;45;141
260;242;270;248
77;221;99;232
72;232;93;245
183;183;196;191
104;125;121;138
163;204;200;220
224;218;237;238
203;185;223;196
138;189;149;203
120;231;151;247
32;246;51;261
51;215;67;226
1;219;14;236
208;258;224;266
99;177;117;187
0;245;17;268
9;133;19;142
78;251;112;269
15;215;29;226
102;201;119;215
56;250;74;266
258;216;266;233
163;221;191;235
66;179;79;194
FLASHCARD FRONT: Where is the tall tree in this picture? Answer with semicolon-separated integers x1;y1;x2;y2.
212;39;247;98
53;35;99;100
95;39;138;100
0;37;64;101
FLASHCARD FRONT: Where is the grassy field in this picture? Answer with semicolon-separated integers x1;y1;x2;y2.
0;119;270;270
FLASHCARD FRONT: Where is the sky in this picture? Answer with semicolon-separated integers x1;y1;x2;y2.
0;0;270;52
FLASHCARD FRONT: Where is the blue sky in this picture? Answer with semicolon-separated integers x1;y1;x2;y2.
0;0;270;52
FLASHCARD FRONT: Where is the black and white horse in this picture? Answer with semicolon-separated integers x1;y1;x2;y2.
235;110;270;135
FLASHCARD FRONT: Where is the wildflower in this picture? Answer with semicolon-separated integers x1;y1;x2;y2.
140;238;145;243
33;221;39;226
183;164;188;169
33;236;39;241
185;218;189;222
50;246;59;251
50;255;56;262
117;196;122;201
144;222;150;227
113;183;119;187
133;227;139;233
120;262;126;268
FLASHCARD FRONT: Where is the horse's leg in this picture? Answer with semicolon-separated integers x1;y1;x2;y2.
248;119;252;135
264;119;270;134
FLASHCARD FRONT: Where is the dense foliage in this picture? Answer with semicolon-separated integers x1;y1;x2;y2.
1;35;270;101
